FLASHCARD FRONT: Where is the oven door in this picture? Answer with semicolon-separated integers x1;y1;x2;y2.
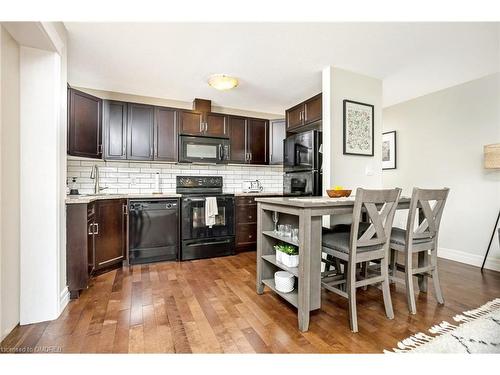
181;196;235;240
179;136;230;163
283;170;321;196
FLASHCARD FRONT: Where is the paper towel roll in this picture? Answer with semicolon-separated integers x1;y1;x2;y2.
154;172;161;194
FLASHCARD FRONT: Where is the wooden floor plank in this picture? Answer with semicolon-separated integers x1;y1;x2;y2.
2;253;500;353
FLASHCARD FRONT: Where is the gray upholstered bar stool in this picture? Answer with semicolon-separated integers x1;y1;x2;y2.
389;187;450;315
321;187;402;332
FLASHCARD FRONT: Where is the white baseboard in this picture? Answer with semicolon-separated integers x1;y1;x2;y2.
438;247;500;272
59;286;69;314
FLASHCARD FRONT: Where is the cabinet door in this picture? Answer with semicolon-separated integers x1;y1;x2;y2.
228;116;247;163
155;107;178;161
205;113;228;137
103;101;127;160
94;199;126;269
127;103;154;160
269;119;286;165
304;94;322;124
68;88;102;159
247;118;268;165
286;104;304;131
179;111;203;135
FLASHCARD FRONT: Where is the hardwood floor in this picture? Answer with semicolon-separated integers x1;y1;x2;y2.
2;252;500;353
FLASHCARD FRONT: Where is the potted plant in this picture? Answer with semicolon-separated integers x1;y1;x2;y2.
274;243;299;268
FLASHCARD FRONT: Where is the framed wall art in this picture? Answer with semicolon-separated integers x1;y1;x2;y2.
343;99;374;156
382;130;397;170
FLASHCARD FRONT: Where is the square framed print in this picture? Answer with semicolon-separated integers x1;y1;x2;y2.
343;100;374;156
382;130;397;170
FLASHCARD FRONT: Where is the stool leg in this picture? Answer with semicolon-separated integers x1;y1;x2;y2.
381;255;394;319
430;247;444;304
347;262;358;332
405;248;417;314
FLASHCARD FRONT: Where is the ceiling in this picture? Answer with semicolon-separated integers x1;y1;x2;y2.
65;22;500;114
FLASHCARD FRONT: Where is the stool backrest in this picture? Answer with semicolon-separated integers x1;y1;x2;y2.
350;188;402;254
406;187;450;244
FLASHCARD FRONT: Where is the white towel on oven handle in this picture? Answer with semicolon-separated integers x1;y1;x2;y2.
205;197;218;228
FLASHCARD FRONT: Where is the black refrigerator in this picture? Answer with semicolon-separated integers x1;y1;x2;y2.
283;130;323;196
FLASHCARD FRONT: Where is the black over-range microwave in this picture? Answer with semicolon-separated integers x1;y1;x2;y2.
179;136;230;163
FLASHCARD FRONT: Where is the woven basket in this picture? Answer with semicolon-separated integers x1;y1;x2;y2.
484;144;500;169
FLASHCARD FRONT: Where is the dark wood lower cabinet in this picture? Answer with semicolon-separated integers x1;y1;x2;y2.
235;196;278;252
94;199;127;270
235;196;258;252
66;199;127;299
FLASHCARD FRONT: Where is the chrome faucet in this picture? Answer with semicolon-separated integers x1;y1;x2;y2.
90;165;108;194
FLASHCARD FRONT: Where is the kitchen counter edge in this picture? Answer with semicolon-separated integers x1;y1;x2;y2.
65;193;182;204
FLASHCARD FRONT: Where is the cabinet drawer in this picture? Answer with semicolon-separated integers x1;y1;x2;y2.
236;223;257;247
236;196;256;206
236;205;257;224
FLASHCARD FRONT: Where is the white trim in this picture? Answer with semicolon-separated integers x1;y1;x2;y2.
59;287;69;314
438;247;500;272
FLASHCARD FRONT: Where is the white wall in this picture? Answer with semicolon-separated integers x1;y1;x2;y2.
322;66;383;226
19;46;62;324
74;87;283;121
383;73;500;271
0;26;21;341
323;66;383;190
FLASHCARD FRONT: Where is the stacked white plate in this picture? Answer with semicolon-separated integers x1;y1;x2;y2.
274;271;295;293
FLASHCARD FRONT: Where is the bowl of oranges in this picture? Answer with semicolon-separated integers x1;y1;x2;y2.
326;185;352;198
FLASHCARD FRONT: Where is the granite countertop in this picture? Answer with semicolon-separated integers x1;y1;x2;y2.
65;193;182;204
254;196;411;208
66;191;283;204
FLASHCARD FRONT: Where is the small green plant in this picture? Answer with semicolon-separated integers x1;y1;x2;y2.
274;243;298;255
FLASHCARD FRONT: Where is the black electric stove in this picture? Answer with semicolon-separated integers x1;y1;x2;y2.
176;176;235;260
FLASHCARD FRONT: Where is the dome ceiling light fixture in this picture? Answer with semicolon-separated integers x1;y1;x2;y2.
207;74;239;91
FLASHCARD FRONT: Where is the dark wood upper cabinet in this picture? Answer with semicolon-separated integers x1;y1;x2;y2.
286;104;305;131
228;116;268;165
155;107;178;161
247;118;268;164
179;111;203;135
205;113;228;137
127;103;154;160
94;199;126;270
103;100;127;160
228;116;247;163
68;88;102;159
304;94;322;124
286;93;322;132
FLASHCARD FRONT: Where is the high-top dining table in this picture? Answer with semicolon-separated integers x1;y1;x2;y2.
254;196;411;332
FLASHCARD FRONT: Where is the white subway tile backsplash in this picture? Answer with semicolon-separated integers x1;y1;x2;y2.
67;157;283;194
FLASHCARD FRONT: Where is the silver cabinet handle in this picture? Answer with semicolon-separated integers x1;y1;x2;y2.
200;122;203;133
94;223;99;235
123;204;128;215
205;123;208;132
88;224;94;235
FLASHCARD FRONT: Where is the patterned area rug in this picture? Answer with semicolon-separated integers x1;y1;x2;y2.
385;298;500;353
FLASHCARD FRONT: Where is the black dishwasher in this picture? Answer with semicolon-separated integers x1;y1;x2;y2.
128;199;179;264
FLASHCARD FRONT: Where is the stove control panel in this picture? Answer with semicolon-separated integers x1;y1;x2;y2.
176;176;223;189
